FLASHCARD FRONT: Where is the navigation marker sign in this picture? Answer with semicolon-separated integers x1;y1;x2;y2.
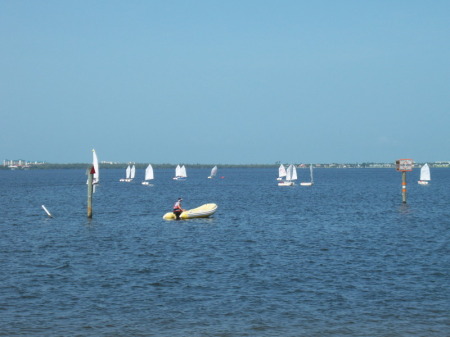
396;159;413;203
396;159;413;172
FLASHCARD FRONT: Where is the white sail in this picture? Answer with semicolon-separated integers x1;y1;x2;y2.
173;164;185;180
209;166;218;178
291;165;297;181
180;165;187;177
175;165;181;177
92;149;99;184
420;163;430;181
286;164;293;181
125;165;131;179
278;164;296;186
130;165;136;179
301;164;314;186
145;164;154;181
278;164;286;178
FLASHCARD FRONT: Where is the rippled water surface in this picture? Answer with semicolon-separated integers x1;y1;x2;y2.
1;168;449;336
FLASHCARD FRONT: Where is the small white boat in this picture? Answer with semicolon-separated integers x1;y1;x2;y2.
173;164;181;180
142;164;154;185
300;164;314;186
208;166;218;179
120;165;131;182
418;163;430;185
119;165;130;182
277;164;286;181
163;203;218;220
173;164;187;180
120;164;135;182
278;164;297;186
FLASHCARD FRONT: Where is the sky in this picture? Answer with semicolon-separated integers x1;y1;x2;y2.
1;0;449;164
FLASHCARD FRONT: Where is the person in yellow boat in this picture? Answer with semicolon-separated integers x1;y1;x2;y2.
173;198;185;220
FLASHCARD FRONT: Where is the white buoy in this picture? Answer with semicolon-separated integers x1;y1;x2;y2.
41;205;53;218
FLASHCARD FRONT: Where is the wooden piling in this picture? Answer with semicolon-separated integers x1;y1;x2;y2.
87;166;94;218
396;159;412;204
402;171;407;203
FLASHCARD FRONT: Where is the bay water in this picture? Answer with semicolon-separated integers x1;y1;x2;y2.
1;168;449;336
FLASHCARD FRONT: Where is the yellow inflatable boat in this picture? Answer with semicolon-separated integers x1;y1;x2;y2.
163;203;218;220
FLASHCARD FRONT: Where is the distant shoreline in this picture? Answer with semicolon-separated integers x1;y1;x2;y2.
2;162;449;170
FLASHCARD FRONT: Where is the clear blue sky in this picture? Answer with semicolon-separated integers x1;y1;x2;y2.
1;1;449;164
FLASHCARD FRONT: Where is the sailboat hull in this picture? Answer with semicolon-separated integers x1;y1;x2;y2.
278;181;294;186
163;203;218;220
300;182;314;186
418;180;429;185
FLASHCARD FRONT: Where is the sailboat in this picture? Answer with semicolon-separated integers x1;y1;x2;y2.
277;164;286;181
87;149;100;185
173;165;181;180
173;164;187;180
180;165;187;179
142;164;154;185
278;164;297;186
129;164;136;182
300;164;314;186
418;163;430;185
120;164;135;182
120;165;131;182
208;165;218;179
92;149;99;184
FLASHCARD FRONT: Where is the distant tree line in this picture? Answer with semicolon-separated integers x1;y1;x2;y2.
2;162;448;170
1;163;280;170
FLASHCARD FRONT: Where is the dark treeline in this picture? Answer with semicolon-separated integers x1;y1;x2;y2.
2;162;448;170
1;163;280;170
